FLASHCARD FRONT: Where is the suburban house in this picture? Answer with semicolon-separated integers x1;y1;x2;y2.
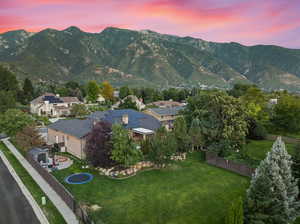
112;95;146;110
30;93;81;117
147;100;185;108
144;106;185;131
47;109;161;159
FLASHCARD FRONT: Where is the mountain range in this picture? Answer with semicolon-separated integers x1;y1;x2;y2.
1;26;300;91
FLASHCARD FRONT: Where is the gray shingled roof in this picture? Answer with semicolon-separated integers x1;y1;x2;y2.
48;119;93;139
149;106;185;116
48;109;161;139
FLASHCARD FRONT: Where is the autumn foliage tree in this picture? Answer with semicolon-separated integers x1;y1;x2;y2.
101;81;114;101
85;121;115;167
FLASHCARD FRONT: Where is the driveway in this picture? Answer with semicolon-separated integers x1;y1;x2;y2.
0;157;40;224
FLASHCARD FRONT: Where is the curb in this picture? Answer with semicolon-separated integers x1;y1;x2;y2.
0;150;49;224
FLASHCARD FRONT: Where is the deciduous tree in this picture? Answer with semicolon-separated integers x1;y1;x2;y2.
70;104;88;117
111;124;142;167
15;125;45;152
147;128;177;167
86;81;100;103
184;91;248;156
0;91;16;113
101;81;114;101
85;121;114;167
0;109;34;136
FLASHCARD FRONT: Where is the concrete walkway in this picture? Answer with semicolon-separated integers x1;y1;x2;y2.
1;138;78;224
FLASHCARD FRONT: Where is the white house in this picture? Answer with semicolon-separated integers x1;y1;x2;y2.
30;93;81;117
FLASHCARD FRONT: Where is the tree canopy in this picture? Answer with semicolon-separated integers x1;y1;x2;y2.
85;121;115;167
0;109;34;136
111;124;142;167
86;80;100;103
183;91;248;156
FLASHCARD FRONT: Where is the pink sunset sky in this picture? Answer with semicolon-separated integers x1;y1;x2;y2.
1;0;300;48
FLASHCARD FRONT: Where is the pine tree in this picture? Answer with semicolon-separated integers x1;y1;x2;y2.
23;78;34;103
292;144;300;192
225;197;244;224
244;137;300;224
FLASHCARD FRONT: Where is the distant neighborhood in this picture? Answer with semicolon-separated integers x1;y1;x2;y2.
0;65;300;224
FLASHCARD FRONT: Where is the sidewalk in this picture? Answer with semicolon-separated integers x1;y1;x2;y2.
0;150;49;224
1;138;78;224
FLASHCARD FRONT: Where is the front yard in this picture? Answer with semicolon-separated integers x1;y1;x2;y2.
53;152;249;224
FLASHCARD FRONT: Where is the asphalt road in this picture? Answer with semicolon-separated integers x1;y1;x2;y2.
0;158;40;224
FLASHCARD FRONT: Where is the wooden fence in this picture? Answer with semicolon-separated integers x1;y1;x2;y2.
205;151;255;177
266;135;300;144
26;153;94;224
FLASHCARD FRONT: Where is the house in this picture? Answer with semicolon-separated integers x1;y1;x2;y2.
84;94;105;104
30;93;81;117
112;95;145;110
47;109;161;159
147;100;185;108
144;106;185;131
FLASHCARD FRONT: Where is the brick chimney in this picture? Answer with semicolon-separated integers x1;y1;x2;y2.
122;114;129;125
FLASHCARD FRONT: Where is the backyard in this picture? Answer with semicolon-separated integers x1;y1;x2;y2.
53;152;249;224
245;139;296;161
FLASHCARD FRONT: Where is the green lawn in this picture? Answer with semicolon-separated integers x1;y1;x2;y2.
245;140;296;161
53;152;249;224
0;143;66;224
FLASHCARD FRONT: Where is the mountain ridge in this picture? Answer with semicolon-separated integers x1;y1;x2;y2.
1;26;300;91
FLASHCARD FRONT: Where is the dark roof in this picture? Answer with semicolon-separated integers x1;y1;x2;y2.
48;109;161;139
149;106;185;116
88;109;161;131
48;119;93;139
43;95;64;103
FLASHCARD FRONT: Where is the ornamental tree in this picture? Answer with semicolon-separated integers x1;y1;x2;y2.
111;124;142;167
85;121;115;168
244;137;300;224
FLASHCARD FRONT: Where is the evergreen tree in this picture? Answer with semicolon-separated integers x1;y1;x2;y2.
173;117;190;153
189;118;203;151
119;86;133;99
0;91;16;113
22;78;35;104
245;137;300;224
225;197;244;224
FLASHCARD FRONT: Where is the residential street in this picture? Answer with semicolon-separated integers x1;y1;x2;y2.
0;157;40;224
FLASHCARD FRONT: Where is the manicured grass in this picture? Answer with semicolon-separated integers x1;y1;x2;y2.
53;152;249;224
0;143;66;224
245;140;296;161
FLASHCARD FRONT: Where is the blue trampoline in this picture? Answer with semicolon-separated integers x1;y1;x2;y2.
65;173;93;184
